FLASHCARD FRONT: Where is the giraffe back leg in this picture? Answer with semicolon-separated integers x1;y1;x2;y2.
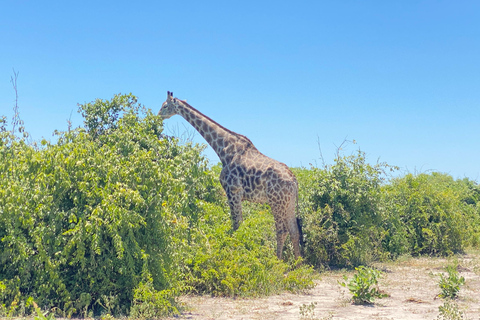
286;185;301;259
270;185;301;260
274;216;288;259
270;204;300;259
286;211;302;259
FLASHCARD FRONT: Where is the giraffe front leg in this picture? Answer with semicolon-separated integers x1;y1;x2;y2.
286;215;302;259
220;167;244;231
276;228;288;260
227;191;243;231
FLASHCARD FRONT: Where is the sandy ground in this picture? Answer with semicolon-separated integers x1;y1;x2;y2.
170;252;480;320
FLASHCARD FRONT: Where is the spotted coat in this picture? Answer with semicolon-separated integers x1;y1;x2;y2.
159;91;301;259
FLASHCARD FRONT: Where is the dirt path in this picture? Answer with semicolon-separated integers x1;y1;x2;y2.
171;253;480;320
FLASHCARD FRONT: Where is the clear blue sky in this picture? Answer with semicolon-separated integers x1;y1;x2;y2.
1;1;479;180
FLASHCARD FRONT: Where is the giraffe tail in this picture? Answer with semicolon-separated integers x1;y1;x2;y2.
296;216;304;249
295;185;305;250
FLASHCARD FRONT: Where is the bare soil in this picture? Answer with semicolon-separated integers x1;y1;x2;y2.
170;252;480;320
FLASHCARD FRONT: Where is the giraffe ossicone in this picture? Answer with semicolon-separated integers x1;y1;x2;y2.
159;92;302;259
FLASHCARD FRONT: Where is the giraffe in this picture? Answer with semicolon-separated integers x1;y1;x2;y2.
159;91;302;259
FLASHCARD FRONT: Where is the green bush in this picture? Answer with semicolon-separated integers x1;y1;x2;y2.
0;94;214;317
129;269;179;319
340;266;387;304
437;300;467;320
385;173;479;255
296;151;480;269
182;202;316;297
298;151;396;268
437;263;465;299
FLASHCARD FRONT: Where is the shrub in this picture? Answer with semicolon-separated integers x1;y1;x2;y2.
0;94;214;317
182;202;316;297
437;263;466;299
385;173;479;255
129;269;179;319
340;266;387;304
298;151;396;268
297;152;480;269
299;302;318;320
437;300;467;320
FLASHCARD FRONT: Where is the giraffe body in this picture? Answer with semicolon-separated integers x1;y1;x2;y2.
159;92;301;259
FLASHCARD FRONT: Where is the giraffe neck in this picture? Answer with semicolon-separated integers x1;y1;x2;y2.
175;101;255;164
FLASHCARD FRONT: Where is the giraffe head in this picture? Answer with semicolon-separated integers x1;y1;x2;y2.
159;91;181;119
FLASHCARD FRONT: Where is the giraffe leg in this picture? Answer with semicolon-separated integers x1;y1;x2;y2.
285;189;302;259
271;189;302;260
275;222;288;260
220;167;243;231
228;192;243;231
286;214;302;259
270;203;288;259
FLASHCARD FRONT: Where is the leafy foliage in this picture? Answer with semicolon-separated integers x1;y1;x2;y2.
296;151;480;269
32;300;56;320
385;173;480;255
299;302;318;320
181;201;316;297
129;269;179;319
340;266;387;304
297;152;397;268
437;300;467;320
437;263;466;299
0;94;214;316
78;93;139;139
